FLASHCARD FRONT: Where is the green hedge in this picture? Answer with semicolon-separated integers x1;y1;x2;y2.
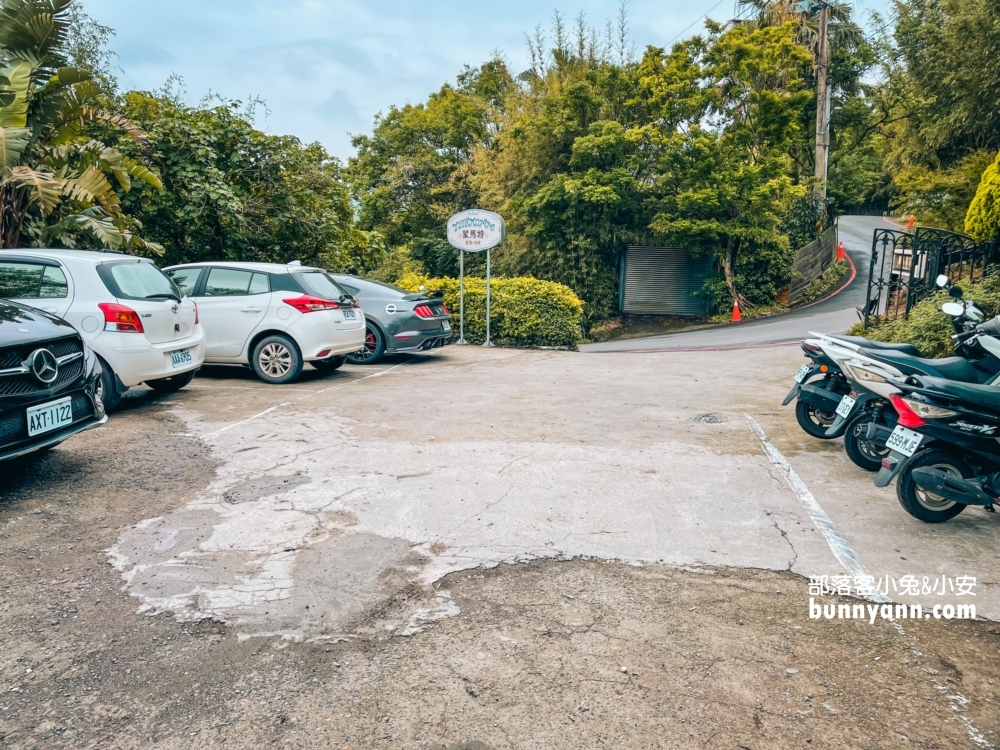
395;273;584;349
846;274;1000;357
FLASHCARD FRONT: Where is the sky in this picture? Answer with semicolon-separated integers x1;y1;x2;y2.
84;0;894;162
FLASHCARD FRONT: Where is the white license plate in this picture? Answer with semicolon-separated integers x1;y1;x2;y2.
886;425;924;457
442;320;451;332
170;349;193;369
27;396;73;437
343;309;356;320
794;364;811;383
835;394;856;418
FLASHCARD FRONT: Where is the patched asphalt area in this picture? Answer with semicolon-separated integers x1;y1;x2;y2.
0;348;998;748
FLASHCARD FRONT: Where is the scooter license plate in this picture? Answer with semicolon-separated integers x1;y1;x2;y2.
885;426;924;457
794;364;811;383
835;394;856;418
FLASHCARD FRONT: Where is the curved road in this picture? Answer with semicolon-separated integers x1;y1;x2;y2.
582;215;889;352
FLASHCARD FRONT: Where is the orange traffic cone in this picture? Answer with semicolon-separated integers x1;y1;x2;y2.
907;215;916;229
837;241;845;261
731;298;742;322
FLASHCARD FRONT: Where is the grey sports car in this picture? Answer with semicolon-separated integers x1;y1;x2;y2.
331;275;453;364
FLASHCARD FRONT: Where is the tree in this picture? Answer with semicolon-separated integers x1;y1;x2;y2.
117;92;368;268
647;23;814;307
0;0;162;251
349;71;506;277
964;151;1000;242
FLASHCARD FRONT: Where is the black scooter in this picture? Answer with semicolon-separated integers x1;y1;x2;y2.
875;373;1000;522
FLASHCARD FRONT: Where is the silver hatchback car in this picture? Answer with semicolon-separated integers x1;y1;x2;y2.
331;276;452;364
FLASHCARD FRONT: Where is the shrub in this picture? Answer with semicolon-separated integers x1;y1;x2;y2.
965;151;1000;241
846;273;1000;356
395;273;584;349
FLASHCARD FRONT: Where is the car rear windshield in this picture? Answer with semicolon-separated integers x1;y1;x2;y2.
98;261;182;301
296;271;349;300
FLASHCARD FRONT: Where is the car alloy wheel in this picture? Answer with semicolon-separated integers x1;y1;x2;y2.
258;342;293;378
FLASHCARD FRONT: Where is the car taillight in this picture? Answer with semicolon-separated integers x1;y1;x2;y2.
98;302;144;333
441;305;449;314
283;295;340;313
193;300;199;325
889;394;927;429
414;304;434;318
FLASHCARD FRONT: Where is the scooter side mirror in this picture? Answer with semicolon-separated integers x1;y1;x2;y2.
941;302;966;317
949;285;964;299
935;274;950;288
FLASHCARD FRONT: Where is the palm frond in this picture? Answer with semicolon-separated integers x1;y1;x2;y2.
0;126;30;170
63;166;121;216
0;59;32;128
3;165;63;215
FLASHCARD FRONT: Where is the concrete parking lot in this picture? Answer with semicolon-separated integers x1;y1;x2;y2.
2;345;999;748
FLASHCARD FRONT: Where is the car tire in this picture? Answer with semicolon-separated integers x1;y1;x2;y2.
251;335;303;384
95;356;123;413
896;448;970;523
347;324;385;365
312;355;347;375
843;412;890;472
147;369;197;394
794;399;840;439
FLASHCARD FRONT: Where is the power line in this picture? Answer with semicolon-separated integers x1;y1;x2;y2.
665;0;727;47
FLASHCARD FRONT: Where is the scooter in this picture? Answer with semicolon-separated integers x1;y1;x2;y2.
784;278;994;443
875;314;1000;492
782;336;923;439
805;303;1000;470
875;373;1000;523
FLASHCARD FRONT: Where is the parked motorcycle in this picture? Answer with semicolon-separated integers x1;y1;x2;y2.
782;336;922;439
874;372;1000;522
783;274;999;455
807;310;1000;471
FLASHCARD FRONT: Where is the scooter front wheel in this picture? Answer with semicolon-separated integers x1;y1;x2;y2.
897;448;970;523
795;399;842;439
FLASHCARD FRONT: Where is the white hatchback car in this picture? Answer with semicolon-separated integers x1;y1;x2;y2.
163;262;366;384
0;249;205;411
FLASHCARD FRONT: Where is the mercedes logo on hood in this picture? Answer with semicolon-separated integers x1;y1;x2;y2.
29;348;59;385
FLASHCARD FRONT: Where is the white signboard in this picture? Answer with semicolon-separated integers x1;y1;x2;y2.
447;209;504;252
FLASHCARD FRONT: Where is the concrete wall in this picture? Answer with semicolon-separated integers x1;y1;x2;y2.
789;226;839;303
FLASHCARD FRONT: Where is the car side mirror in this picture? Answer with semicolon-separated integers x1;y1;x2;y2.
935;274;950;288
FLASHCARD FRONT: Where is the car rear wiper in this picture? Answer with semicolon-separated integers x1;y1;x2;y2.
145;293;182;302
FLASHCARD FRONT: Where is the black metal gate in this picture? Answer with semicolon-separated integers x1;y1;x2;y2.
861;226;997;329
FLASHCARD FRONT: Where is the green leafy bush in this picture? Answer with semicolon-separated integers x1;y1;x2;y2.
846;274;1000;357
395;273;583;349
965;151;1000;241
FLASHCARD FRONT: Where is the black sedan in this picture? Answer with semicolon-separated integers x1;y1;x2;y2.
0;300;106;462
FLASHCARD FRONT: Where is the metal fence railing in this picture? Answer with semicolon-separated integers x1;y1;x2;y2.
861;226;997;330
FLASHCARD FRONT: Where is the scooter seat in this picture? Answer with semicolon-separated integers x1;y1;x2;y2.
858;349;980;383
832;335;923;358
907;375;1000;414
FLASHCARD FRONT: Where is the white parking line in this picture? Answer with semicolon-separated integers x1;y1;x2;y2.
297;362;411;401
744;414;888;600
202;403;291;439
746;414;996;747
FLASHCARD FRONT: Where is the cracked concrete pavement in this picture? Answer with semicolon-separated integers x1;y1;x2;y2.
1;344;999;748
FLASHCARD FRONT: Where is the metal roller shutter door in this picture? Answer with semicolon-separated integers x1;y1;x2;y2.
621;246;713;315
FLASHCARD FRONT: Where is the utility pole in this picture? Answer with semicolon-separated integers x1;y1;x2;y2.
813;1;831;200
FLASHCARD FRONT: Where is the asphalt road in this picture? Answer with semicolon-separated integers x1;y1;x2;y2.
581;215;889;353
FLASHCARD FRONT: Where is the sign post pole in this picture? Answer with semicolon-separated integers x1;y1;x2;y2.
457;248;467;345
483;248;494;347
446;209;505;345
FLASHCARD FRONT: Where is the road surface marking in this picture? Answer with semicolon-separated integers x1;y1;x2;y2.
297;362;411;401
744;413;887;599
202;403;291;439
